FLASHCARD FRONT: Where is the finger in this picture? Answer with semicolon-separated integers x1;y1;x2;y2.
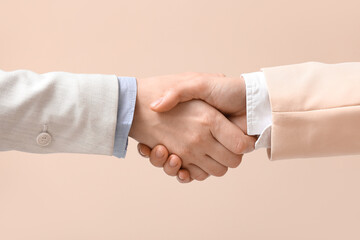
194;154;228;177
149;88;193;113
207;138;243;168
186;164;210;181
225;115;258;153
150;73;229;113
163;154;182;176
210;113;256;155
137;143;151;158
149;145;169;168
227;114;247;134
240;134;257;153
150;78;212;113
203;155;229;177
177;169;192;183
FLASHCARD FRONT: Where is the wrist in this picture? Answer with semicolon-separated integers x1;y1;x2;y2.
128;77;160;145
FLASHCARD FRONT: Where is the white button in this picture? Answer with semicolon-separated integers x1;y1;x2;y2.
36;132;52;146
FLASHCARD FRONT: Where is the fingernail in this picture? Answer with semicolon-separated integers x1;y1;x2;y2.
169;157;178;167
150;98;163;108
178;172;185;180
177;176;185;183
137;145;146;157
156;148;164;158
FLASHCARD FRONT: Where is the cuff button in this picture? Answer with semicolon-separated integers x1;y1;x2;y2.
36;132;52;147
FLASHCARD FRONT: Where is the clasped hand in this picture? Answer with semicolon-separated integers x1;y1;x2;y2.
128;73;257;183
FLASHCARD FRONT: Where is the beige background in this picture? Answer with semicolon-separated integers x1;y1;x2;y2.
0;0;359;239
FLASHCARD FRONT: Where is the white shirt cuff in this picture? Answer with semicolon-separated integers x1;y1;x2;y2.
255;124;272;149
241;71;272;149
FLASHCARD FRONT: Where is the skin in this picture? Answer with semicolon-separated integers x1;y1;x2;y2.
136;74;258;183
129;73;254;181
138;143;192;183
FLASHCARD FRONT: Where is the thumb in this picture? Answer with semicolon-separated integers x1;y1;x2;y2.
149;73;222;113
150;80;208;112
150;89;182;112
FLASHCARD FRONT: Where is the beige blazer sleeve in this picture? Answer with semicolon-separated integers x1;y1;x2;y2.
0;70;119;156
261;62;360;160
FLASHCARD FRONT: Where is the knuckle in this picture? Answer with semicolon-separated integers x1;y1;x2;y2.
166;87;180;98
190;133;203;145
195;76;208;91
187;72;207;87
178;147;191;158
165;87;175;95
199;113;213;127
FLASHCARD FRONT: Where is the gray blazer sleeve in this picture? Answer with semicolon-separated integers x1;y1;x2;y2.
0;69;119;156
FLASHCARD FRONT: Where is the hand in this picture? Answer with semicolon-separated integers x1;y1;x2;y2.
150;73;250;131
135;73;257;182
129;74;254;180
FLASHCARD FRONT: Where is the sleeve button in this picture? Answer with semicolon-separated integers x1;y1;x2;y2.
36;132;52;146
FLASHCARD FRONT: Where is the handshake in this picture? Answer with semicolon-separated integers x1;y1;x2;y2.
0;62;356;170
128;72;258;183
